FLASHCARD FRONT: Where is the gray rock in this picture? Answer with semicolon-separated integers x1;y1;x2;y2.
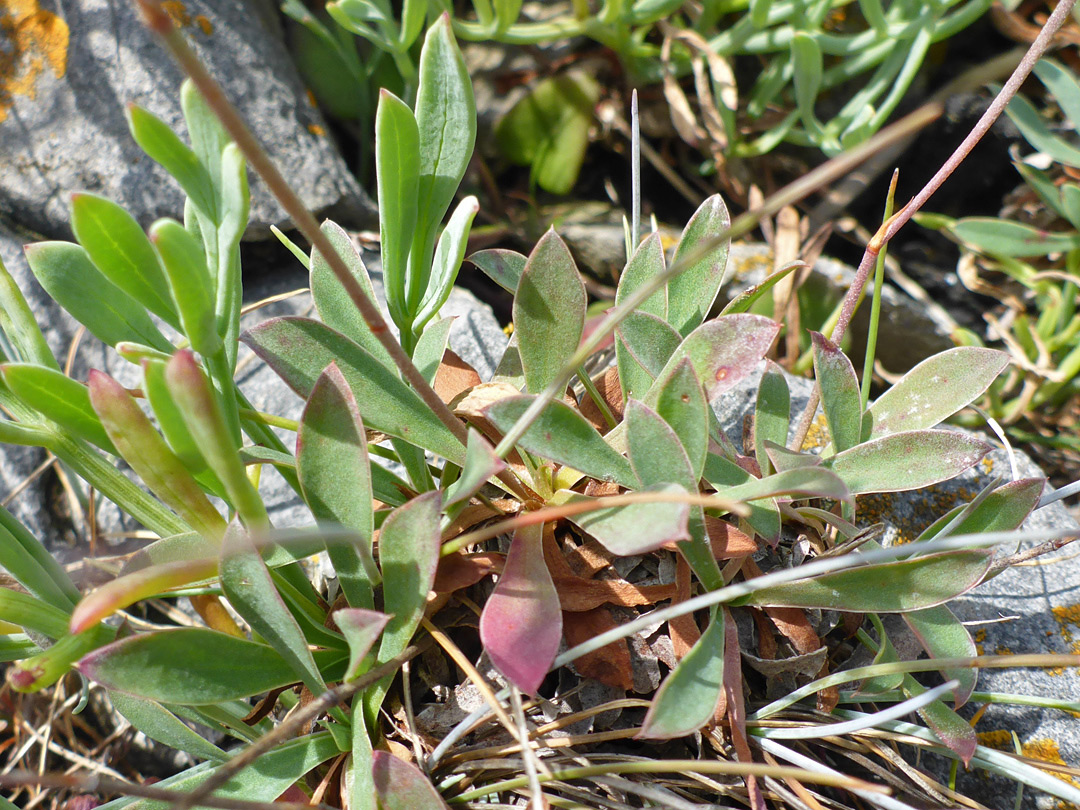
0;0;374;241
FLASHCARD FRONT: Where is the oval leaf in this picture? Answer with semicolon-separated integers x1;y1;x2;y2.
335;608;391;682
150;218;221;356
811;331;861;454
559;483;691;556
468;249;526;294
372;749;449;810
479;523;561;694
667;194;732;337
615;232;668;319
1;364;116;454
616;310;683;403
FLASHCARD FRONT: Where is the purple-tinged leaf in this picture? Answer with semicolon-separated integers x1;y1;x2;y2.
650;314;780;402
667;194;732;337
639;612;725;738
88;370;226;541
445;429;506;508
827;429;990;495
468;248;526;295
77;628;305;704
616;310;682;403
297;362;376;609
513;229;586;394
903;605;978;708
486;395;638;488
902;673;977;765
220;522;325;693
653;359;709;480
376;492;442;666
754;362;790;477
334;608;391;682
615;232;668;319
811;332;861;454
864;348;1009;440
70;559;217;634
372;750;449;810
242;317;464;464
479;523;561;694
558;483;691;556
735;550;993;612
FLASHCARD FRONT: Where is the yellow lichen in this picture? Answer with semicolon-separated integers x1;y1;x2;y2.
307;123;326;136
194;14;213;35
161;0;191;28
0;0;69;123
1050;603;1080;675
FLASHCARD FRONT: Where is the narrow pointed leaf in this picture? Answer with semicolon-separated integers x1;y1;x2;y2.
70;193;177;327
468;248;526;294
414;195;479;330
513;229;586;393
297;363;376;608
639;614;725;738
127;104;216;218
718;466;850;503
857;615;904;695
649;314;780;402
615;232;668;318
735;550;992;612
1;364;116;454
827;430;990;495
88;370;226;540
654;359;709;480
242;317;465;464
412;316;455;385
952;217;1080;257
764;441;821;472
376;90;420;322
220;522;325;693
376;491;442;665
918;477;1043;542
110;693;228;762
0;253;60;371
755;362;790;477
335;608;391;681
702;452;782;544
865;348;1008;440
0;505;79;610
811;332;861;454
616;310;682;402
309;220;393;369
667;194;732;336
902;673;977;765
0;588;70;640
24;242;171;351
720;262;801;315
485;395;637;487
373;750;450;810
903;605;978;707
558;483;691;555
150;219;221;356
445;429;506;508
479;523;561;694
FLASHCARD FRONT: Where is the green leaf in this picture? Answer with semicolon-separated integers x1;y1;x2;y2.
639;613;724;738
309;220;394;370
918;477;1044;542
24;242;171;352
297;362;377;609
220;521;326;693
952;217;1080;257
736;550;992;612
864;347;1009;440
702;453;781;544
754;362;790;477
556;483;690;556
653;359;709;480
166;351;267;530
70;193;178;328
718;466;851;504
828;429;989;495
88;370;226;541
648;314;779;402
127;104;216;218
1005;91;1080;168
616;310;683;403
77;628;319;704
335;608;390;681
468;249;526;294
94;733;341;810
218;141;250;256
0;588;70;639
445;429;506;508
242;317;465;464
667;194;732;337
0;364;116;454
615;232;668;319
372;750;450;810
496;73;599;194
479;523;561;694
1033;59;1080;134
412;317;455;385
513;229;586;394
414;196;479;331
857;614;904;695
485;395;637;488
180;80;230;194
149;219;222;356
0;253;59;371
376;90;420;324
399;0;427;48
811;331;861;454
0;505;78;610
409;14;477;313
791;33;823;137
903;605;977;708
719;261;800;316
110;693;228;763
901;673;977;765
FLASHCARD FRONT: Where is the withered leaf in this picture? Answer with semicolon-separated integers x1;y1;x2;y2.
563;606;634;691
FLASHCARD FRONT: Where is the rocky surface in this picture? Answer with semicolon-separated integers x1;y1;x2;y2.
0;0;374;241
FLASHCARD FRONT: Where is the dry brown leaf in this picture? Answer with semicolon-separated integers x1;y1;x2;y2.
750;608;778;660
564;536;614;577
669;555;700;661
434;348;482;404
724;608;765;810
764;606;821;656
563;606;634;691
433;551;505;593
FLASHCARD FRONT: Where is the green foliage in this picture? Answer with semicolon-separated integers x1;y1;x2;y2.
0;16;1069;810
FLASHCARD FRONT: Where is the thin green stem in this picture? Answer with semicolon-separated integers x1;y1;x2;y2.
860;169;899;409
577;366;617;430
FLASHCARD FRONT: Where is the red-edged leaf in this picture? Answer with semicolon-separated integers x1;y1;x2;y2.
372;750;448;810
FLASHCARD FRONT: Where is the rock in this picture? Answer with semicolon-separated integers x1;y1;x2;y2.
716;366;1080;809
0;0;374;241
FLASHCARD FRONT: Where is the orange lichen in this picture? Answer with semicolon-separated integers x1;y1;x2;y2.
800;413;829;451
194;14;213;35
0;0;69;123
974;627;987;655
307;123;326;136
1050;603;1080;675
161;1;191;27
976;729;1013;749
976;731;1080;807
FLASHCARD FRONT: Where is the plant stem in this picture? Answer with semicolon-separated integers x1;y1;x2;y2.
860;169;899;409
134;0;532;504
